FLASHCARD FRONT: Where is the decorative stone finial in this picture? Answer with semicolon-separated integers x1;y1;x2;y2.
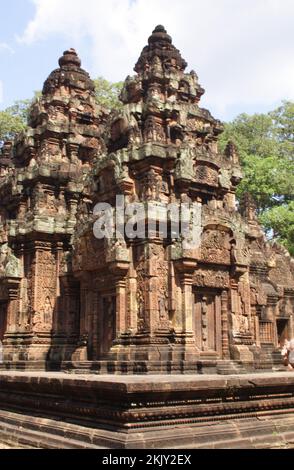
135;25;187;73
148;25;172;45
58;48;82;68
42;48;95;96
153;25;166;33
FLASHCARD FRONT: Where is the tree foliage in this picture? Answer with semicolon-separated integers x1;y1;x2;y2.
93;77;123;111
0;100;31;141
219;101;294;255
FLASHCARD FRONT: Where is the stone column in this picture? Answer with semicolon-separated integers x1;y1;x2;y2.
221;290;230;359
255;313;261;348
172;257;198;361
128;274;138;334
173;258;197;336
115;278;127;337
3;278;22;361
91;290;99;360
145;274;158;334
108;260;130;341
5;280;20;334
53;242;63;333
79;287;87;337
180;273;194;335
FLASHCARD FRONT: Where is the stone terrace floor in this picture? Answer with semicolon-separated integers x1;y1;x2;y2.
0;369;293;385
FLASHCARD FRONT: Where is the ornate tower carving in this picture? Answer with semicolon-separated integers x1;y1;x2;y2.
0;49;107;362
0;28;293;373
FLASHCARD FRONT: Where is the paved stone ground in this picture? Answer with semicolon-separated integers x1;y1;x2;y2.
0;369;293;384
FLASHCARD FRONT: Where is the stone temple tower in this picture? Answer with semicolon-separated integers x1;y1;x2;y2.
69;25;294;373
0;49;107;362
0;27;293;373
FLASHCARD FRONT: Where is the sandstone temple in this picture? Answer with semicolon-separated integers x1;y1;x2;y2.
0;25;293;377
0;25;294;450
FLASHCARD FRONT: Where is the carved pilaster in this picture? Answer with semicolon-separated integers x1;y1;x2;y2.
4;278;21;334
174;259;197;339
31;243;57;334
221;290;230;359
115;278;127;337
127;262;138;334
178;272;194;338
201;296;208;351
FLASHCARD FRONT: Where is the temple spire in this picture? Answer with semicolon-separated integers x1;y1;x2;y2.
42;47;95;96
134;25;187;73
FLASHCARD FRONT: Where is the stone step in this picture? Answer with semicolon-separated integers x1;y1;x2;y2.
216;361;250;375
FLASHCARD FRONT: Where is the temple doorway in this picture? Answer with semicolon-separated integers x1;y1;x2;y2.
276;319;290;346
0;302;7;341
99;295;116;358
193;290;222;356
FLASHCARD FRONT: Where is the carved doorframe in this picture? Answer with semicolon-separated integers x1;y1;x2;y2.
192;288;222;357
0;301;8;341
97;294;116;358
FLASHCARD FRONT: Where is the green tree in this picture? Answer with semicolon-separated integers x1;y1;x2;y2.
0;100;30;141
0;96;41;142
219;101;294;255
93;77;123;111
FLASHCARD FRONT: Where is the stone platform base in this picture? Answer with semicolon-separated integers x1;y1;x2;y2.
0;371;294;449
0;358;282;375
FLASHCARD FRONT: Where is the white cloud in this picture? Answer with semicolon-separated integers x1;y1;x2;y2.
18;0;294;120
0;43;15;54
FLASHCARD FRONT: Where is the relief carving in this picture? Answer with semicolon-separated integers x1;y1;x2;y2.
0;27;293;368
201;229;231;264
193;269;230;289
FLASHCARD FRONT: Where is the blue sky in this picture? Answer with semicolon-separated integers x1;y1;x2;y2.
1;0;294;122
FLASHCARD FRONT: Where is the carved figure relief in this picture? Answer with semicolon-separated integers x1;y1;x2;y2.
201;229;231;264
193;291;222;354
195;165;218;186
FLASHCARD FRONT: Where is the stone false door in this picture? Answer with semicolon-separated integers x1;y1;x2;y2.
193;289;222;358
97;295;117;359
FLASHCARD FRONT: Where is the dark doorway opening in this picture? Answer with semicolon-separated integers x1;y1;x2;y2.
0;302;7;341
277;319;289;346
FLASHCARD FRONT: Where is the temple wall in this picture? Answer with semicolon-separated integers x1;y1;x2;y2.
0;30;293;373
